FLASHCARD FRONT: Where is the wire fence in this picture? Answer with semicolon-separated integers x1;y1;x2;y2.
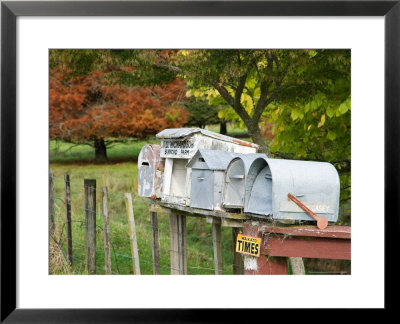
49;172;237;275
49;172;351;276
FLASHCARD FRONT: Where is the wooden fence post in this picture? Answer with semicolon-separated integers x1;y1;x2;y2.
84;179;96;274
212;218;223;275
169;213;179;275
177;214;187;275
125;193;140;275
64;174;73;266
49;172;55;233
150;211;161;275
232;227;244;275
102;187;112;275
289;257;305;275
169;213;187;275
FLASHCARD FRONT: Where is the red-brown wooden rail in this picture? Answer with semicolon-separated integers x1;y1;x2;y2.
243;222;351;275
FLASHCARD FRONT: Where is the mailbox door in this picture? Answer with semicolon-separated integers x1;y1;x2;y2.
170;159;188;197
138;145;156;198
266;158;340;222
138;164;155;197
190;169;214;210
247;166;273;216
224;159;245;208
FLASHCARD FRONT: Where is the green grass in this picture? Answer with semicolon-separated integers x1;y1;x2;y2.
50;161;235;275
50;138;159;163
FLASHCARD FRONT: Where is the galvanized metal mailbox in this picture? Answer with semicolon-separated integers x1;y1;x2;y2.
244;157;340;222
156;128;258;205
187;149;241;211
223;153;267;209
138;144;164;198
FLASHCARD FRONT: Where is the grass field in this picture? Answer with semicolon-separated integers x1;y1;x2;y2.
50;135;240;275
50;138;159;163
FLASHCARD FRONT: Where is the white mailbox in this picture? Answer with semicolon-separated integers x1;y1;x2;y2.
156;128;258;205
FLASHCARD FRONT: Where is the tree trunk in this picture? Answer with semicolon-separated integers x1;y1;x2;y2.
94;138;108;162
247;124;271;157
220;121;227;135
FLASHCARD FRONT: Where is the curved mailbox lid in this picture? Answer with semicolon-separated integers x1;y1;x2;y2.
267;158;340;222
244;157;270;214
223;153;267;208
138;144;164;198
246;164;273;215
244;157;340;222
235;153;268;173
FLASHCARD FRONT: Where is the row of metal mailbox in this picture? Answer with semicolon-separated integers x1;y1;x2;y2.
138;128;340;223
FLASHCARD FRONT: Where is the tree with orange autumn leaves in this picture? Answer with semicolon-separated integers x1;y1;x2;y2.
50;68;188;162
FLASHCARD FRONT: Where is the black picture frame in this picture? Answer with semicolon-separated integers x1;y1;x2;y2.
1;0;397;321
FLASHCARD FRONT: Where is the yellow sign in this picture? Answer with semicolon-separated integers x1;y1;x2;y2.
236;234;261;257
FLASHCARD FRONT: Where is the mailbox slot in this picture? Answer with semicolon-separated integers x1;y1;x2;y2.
244;157;340;222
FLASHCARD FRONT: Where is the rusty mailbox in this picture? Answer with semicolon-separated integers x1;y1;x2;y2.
187;149;240;211
244;157;340;222
223;153;267;209
156;128;258;206
138;144;164;198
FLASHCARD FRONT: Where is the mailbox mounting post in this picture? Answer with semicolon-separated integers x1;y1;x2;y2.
169;212;187;275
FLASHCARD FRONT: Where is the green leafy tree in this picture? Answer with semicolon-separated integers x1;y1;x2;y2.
266;51;351;215
184;97;221;129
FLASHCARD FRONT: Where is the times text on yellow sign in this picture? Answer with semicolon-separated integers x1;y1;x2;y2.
236;234;261;257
